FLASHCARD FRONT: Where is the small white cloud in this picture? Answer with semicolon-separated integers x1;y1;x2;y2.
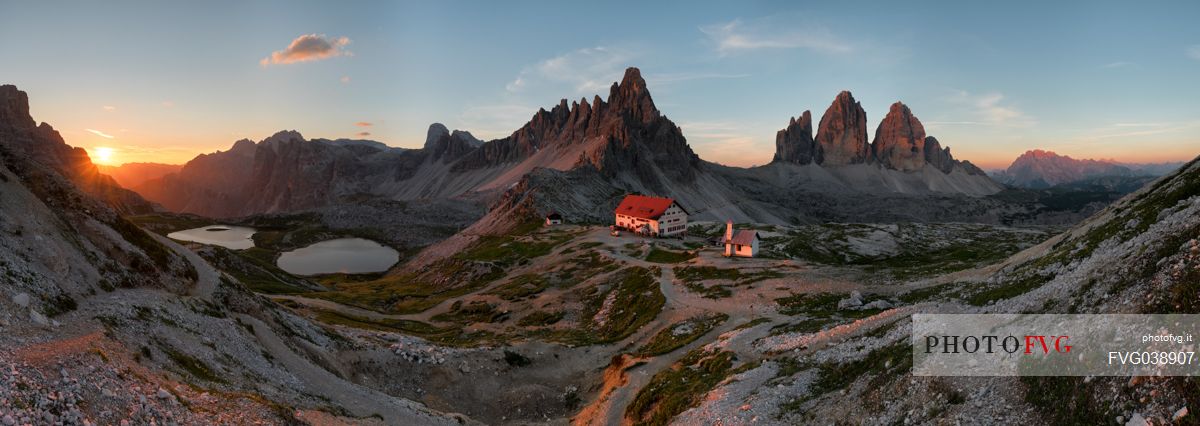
85;129;115;139
261;34;352;67
1188;45;1200;60
102;105;116;111
700;18;852;55
506;46;633;94
340;75;351;84
1101;61;1133;69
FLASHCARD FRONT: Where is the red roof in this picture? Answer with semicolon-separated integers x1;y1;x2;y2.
615;195;677;220
728;230;758;246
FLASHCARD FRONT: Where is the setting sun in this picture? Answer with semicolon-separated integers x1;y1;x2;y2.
4;3;1200;424
91;146;115;165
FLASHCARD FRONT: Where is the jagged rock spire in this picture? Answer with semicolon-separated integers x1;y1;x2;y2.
814;91;870;165
773;110;816;164
871;102;927;171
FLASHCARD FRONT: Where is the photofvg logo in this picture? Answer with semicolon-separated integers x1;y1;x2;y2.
924;334;1071;355
912;314;1200;376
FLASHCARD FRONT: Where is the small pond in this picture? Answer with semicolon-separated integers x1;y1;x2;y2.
276;238;399;276
167;225;256;250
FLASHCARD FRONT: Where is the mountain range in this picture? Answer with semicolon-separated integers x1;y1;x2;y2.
129;68;1002;228
995;149;1181;188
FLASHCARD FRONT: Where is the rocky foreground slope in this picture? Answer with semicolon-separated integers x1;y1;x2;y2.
0;85;470;425
675;155;1200;424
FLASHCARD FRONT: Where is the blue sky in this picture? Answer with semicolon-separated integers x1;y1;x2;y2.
3;1;1199;168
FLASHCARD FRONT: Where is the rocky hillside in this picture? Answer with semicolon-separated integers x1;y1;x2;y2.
134;127;493;217
0;85;156;214
689;151;1200;424
997;149;1135;188
0;84;471;425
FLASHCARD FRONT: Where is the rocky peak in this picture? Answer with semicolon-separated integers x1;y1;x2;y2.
229;139;257;156
0;85;36;135
871;102;927;171
424;123;481;162
1017;149;1061;160
773;110;816;164
923;136;954;174
455;66;697;182
607;67;659;123
450;130;482;147
814;90;869;166
424;123;450;149
259;130;305;149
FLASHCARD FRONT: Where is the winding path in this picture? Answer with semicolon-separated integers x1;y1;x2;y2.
151;233;219;301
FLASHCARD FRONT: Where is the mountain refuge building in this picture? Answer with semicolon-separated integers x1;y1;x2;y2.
723;220;759;257
614;194;688;237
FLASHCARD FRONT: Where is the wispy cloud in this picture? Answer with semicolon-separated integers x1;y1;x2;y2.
85;129;115;139
260;34;352;67
1101;61;1134;69
354;121;372;127
506;46;633;94
161;101;175;108
340;76;351;84
1083;120;1200;141
356;131;371;137
102;105;116;111
939;90;1034;128
1114;122;1168;128
1188;45;1200;60
700;18;852;55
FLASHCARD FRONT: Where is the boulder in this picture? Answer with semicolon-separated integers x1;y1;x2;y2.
12;292;30;308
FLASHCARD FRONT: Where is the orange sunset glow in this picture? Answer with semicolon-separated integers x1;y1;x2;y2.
4;2;1200;424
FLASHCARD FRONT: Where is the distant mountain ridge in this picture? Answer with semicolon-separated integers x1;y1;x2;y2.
99;162;182;189
995;149;1179;189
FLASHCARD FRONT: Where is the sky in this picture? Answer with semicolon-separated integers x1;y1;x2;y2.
2;1;1199;169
